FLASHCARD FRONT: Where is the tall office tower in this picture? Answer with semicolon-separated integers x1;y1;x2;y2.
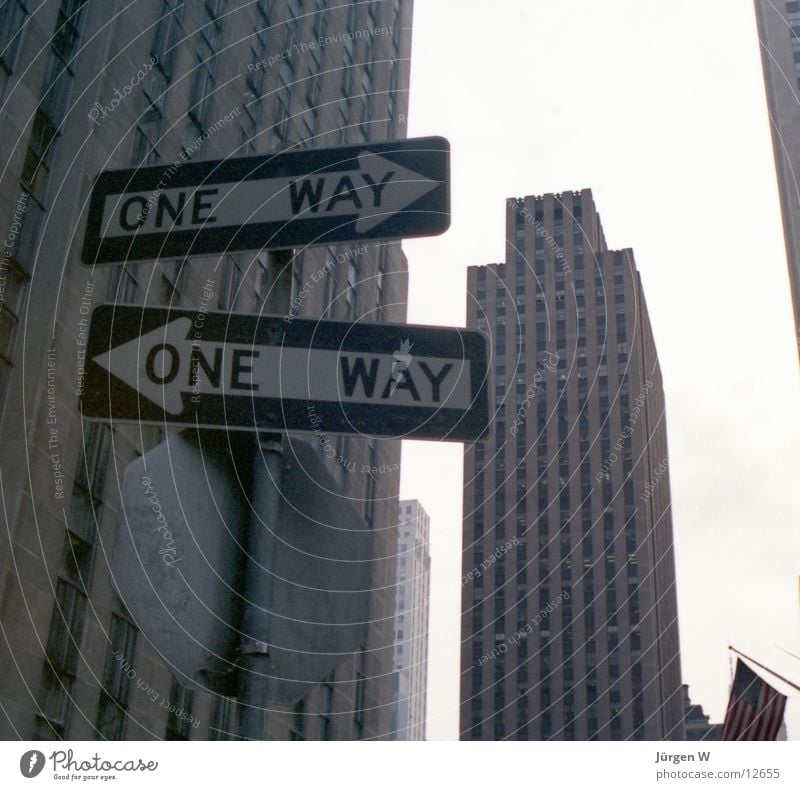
755;0;800;359
459;190;684;740
0;0;413;740
389;500;431;740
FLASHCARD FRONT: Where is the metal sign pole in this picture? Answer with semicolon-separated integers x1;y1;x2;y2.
236;249;293;740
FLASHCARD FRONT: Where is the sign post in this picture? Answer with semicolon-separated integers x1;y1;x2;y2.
82;134;486;739
236;250;292;740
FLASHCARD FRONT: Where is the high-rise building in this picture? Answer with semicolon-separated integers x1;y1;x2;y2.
754;0;800;358
459;189;684;740
682;685;723;741
389;499;431;740
0;0;413;740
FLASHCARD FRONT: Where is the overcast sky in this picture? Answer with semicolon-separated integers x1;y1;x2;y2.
399;0;800;741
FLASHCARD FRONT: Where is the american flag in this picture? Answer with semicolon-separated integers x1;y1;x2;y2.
722;659;787;741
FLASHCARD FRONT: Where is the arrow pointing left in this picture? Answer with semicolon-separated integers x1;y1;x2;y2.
93;318;206;415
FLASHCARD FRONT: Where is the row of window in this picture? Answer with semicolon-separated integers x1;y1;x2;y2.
477;255;624;285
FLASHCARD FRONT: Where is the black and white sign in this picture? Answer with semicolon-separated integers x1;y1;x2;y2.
81;136;450;264
81;304;490;442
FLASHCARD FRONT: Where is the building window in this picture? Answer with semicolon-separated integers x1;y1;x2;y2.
35;579;87;739
151;0;184;81
272;91;291;148
0;0;29;77
189;54;215;131
253;252;270;304
154;259;186;306
96;613;138;740
43;0;87;121
107;264;141;304
345;260;359;319
189;10;222;133
375;248;388;320
218;255;242;310
131;102;163;165
64;480;97;592
72;422;111;519
0;227;29;389
21;109;57;214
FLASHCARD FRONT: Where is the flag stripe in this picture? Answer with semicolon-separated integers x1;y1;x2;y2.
722;659;787;741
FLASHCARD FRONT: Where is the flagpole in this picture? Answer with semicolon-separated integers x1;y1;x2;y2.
729;645;800;694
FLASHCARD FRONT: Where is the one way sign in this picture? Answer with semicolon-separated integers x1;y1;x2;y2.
81;136;450;264
81;305;489;442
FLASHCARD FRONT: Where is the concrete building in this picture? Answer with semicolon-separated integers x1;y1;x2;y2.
460;190;684;740
389;500;430;740
0;0;413;740
754;0;800;358
682;685;723;741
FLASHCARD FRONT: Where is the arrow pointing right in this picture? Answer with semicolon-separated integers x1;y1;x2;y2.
99;152;444;240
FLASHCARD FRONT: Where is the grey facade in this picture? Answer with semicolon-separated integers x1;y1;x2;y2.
389;499;430;740
0;0;413;740
460;190;684;740
682;685;723;741
755;0;800;357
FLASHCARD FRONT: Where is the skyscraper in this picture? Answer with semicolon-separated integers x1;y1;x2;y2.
0;0;413;740
682;685;723;741
389;499;431;740
754;0;800;358
460;189;684;740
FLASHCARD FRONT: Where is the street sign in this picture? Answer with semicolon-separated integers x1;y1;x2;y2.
81;136;450;264
113;431;374;704
82;304;490;441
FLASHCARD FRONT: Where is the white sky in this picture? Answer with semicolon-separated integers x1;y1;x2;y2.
399;0;800;741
